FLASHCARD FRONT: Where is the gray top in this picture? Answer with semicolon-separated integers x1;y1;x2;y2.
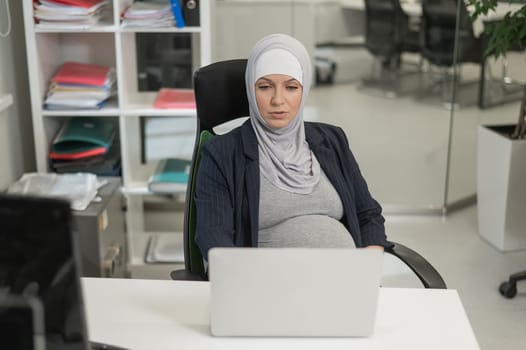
258;170;355;248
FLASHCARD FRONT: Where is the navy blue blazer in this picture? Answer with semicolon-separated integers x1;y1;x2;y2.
194;120;389;260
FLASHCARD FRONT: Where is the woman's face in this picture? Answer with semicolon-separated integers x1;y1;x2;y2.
255;74;303;129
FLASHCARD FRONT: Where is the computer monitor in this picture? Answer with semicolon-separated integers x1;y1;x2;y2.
0;294;45;350
0;194;88;350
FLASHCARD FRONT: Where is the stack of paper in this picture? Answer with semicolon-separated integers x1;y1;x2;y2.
34;0;109;29
121;1;175;28
44;61;116;110
145;233;184;263
143;117;196;162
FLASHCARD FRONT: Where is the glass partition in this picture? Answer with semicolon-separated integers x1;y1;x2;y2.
213;0;463;213
445;0;526;208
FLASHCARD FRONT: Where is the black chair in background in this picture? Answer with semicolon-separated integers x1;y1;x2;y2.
418;0;485;109
360;0;423;97
170;59;447;290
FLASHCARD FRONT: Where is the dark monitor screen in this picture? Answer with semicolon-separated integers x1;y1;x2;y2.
0;194;88;350
0;295;45;350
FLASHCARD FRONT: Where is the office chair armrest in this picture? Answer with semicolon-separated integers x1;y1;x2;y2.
170;269;207;281
385;242;447;289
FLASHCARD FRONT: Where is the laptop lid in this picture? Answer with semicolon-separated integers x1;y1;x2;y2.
0;194;89;350
208;247;383;337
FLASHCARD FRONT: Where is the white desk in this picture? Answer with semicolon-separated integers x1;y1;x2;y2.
83;278;480;350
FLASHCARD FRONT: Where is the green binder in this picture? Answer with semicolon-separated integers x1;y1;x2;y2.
148;158;191;193
52;117;116;154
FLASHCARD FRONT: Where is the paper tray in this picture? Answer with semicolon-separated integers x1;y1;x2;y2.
145;233;185;264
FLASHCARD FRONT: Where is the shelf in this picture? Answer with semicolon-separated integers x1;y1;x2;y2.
122;181;187;196
122;108;197;117
121;92;197;117
119;26;202;34
34;26;202;34
129;231;184;266
127;230;185;279
42;100;120;117
34;23;117;33
23;0;212;279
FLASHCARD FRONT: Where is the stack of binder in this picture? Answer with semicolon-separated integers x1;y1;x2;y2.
121;1;174;28
44;61;116;110
33;0;109;29
148;158;191;194
50;117;121;176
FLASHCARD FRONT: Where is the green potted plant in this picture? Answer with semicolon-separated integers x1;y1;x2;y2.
468;0;525;134
468;0;526;251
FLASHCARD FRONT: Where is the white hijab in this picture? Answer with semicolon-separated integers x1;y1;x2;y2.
245;33;320;194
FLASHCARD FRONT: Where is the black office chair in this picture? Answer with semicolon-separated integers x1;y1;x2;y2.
418;0;485;108
500;271;526;299
170;59;447;289
360;0;423;97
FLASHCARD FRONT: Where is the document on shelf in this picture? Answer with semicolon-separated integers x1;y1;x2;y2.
145;233;185;263
52;62;115;87
34;0;109;28
148;158;191;194
121;1;175;28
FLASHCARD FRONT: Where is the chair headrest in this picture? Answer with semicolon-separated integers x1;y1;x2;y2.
193;59;250;131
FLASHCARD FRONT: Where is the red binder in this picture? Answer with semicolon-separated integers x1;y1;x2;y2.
49;146;107;160
48;0;106;9
153;88;196;109
52;62;113;87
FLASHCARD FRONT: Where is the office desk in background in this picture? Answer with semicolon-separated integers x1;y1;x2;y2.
341;0;524;36
83;278;480;350
340;0;422;16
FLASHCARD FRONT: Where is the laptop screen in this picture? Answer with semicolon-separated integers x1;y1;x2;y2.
0;194;88;350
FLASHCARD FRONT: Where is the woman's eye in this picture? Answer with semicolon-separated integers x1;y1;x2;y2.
257;85;270;90
286;85;299;91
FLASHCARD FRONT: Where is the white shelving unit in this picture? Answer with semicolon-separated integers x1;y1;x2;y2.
22;0;213;278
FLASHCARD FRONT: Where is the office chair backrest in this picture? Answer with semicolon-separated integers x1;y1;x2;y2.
182;59;249;277
421;0;481;66
363;0;410;59
193;59;249;132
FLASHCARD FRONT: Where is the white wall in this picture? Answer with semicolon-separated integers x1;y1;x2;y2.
0;0;35;189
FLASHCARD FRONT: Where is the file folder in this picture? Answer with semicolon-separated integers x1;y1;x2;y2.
153;88;196;109
51;117;115;157
52;62;115;87
169;0;185;28
148;158;190;193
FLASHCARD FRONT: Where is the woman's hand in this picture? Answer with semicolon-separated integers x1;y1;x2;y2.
366;245;384;252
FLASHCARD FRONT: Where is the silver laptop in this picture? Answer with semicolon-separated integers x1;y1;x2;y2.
208;247;383;337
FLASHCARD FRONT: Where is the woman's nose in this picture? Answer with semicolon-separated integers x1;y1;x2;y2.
271;88;284;105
